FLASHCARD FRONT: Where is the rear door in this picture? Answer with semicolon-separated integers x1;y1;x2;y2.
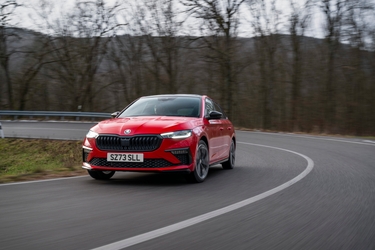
204;98;222;162
212;100;232;160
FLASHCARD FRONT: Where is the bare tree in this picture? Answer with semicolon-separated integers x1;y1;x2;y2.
369;21;375;135
0;0;20;109
109;35;147;107
319;0;346;132
339;0;374;134
106;1;161;109
40;0;122;111
247;0;282;130
141;0;186;94
181;0;246;119
15;36;60;110
288;0;311;131
108;2;148;106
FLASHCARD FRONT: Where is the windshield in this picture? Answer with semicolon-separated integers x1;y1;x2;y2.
118;96;201;118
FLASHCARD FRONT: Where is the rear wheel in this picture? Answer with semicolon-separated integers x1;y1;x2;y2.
187;140;209;183
222;140;235;169
87;170;115;180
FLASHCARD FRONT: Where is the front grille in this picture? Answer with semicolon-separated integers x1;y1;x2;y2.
96;135;162;151
89;158;177;169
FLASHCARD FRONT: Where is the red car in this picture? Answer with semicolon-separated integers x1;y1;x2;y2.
82;94;236;183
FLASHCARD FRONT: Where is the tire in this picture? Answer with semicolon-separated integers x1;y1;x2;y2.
222;140;235;169
187;140;210;183
87;170;115;180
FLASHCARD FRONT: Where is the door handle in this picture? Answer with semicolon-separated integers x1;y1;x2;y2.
220;127;224;131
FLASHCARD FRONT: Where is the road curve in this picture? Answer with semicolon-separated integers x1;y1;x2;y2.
0;121;374;250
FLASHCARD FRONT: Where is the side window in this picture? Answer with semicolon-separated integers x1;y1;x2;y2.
213;102;227;119
205;98;215;117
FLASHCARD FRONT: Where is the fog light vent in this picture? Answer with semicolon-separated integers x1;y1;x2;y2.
82;148;92;162
168;148;191;165
171;149;189;155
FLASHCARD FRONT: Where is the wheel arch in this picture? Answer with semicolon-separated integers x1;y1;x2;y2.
232;135;236;147
199;135;209;152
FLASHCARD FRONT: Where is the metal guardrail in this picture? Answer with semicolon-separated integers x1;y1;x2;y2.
0;110;112;121
0;122;4;138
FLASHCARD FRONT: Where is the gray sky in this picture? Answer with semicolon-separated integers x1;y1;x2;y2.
8;0;360;39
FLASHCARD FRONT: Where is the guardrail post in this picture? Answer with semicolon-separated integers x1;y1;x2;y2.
0;122;4;138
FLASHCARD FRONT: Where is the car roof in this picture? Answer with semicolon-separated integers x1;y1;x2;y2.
140;94;206;99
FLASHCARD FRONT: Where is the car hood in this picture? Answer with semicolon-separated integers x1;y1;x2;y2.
92;116;200;135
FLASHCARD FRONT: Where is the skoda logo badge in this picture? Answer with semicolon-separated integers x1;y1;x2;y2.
124;129;131;135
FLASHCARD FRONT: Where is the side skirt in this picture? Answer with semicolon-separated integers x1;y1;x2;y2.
210;158;229;166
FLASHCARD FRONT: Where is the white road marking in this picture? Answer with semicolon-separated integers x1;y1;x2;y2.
243;131;375;146
92;142;314;250
0;176;87;186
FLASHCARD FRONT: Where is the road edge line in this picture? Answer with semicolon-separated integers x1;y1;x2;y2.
92;142;314;250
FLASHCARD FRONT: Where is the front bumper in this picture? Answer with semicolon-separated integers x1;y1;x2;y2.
82;136;196;172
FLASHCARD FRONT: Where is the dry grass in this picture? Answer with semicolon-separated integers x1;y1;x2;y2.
0;138;86;183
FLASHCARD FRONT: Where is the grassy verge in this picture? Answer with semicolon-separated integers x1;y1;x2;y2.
0;138;85;184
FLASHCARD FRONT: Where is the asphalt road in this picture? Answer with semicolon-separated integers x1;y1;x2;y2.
0;121;94;140
0;121;374;250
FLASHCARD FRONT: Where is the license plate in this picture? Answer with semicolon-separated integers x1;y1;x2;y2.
107;153;144;162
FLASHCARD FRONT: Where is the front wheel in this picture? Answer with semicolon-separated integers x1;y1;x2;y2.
87;170;115;180
187;140;209;183
222;140;235;169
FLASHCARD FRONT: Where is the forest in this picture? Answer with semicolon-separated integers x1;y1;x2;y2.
1;0;374;135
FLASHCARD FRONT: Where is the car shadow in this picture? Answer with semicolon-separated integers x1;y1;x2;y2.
84;165;228;187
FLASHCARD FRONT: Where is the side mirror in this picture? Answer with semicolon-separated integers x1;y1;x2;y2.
111;111;120;118
207;111;222;120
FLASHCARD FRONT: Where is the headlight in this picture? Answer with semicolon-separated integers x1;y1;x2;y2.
161;130;192;139
86;130;99;138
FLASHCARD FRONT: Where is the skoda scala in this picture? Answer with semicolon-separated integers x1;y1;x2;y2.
82;94;236;183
